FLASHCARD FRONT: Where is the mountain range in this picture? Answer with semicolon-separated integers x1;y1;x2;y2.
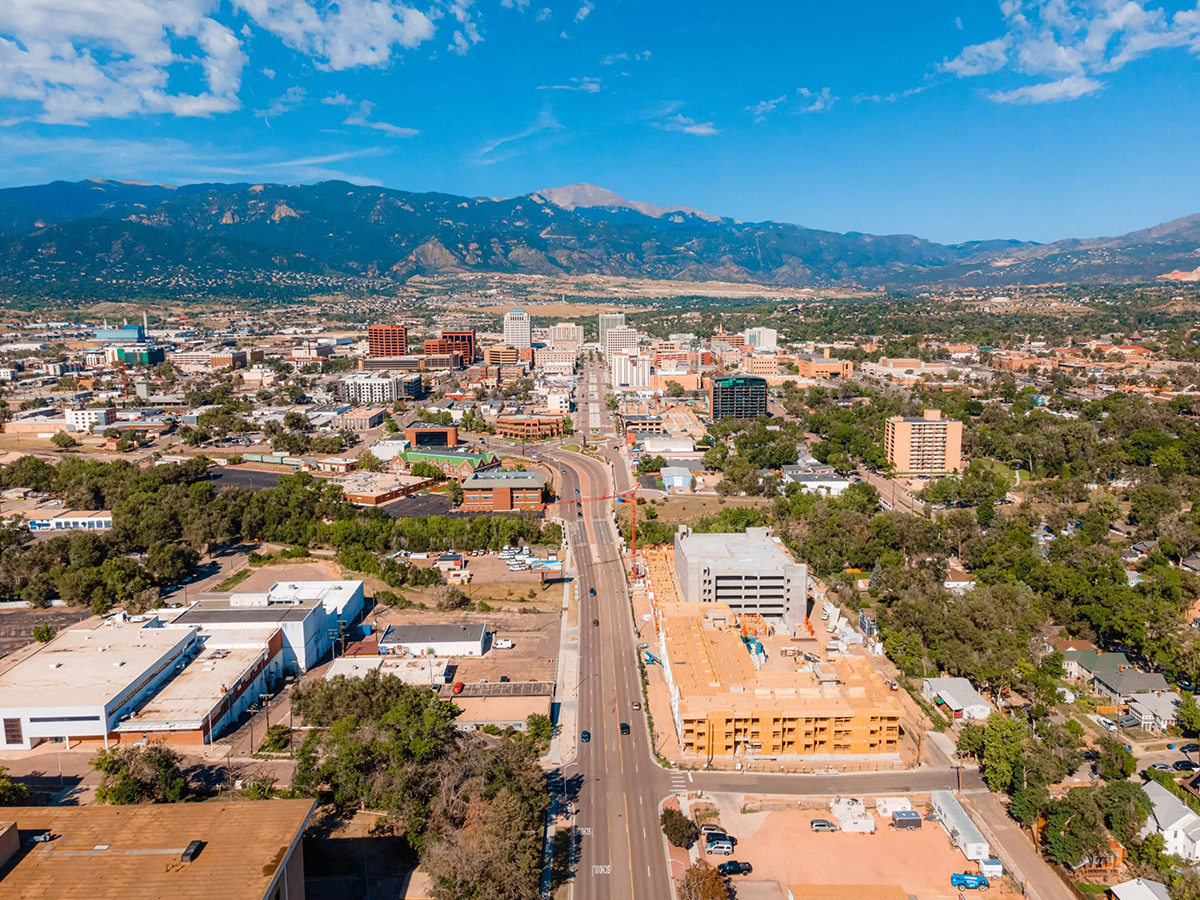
1;178;1198;298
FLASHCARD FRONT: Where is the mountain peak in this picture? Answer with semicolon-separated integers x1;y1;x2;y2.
533;182;719;221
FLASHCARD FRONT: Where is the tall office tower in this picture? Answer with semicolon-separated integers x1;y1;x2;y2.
503;308;532;349
598;313;626;351
603;325;639;358
368;324;407;357
709;376;767;419
549;322;585;349
884;409;964;475
425;329;477;363
744;327;778;352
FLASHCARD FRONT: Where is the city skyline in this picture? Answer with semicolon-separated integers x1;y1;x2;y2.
1;2;1200;243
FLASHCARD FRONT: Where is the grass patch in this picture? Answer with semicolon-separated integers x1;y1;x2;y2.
563;444;581;452
212;568;253;592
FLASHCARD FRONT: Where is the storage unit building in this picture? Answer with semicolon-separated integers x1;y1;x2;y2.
931;791;990;860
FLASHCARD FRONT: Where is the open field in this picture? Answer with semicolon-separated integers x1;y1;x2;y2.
616;494;771;529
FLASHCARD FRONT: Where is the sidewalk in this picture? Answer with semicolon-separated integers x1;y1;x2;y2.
962;790;1078;900
545;536;580;768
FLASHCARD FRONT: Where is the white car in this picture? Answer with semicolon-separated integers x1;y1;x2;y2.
1096;716;1118;732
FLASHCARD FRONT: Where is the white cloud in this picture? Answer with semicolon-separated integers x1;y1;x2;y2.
797;86;837;113
501;0;531;8
955;16;963;30
538;76;601;92
853;83;935;104
0;0;246;125
941;36;1010;76
536;7;552;21
652;113;718;136
262;67;276;79
988;73;1103;103
942;1;1200;104
476;106;563;164
322;92;355;106
745;94;786;122
601;49;649;65
256;85;307;122
574;2;594;23
342;99;418;136
234;0;436;70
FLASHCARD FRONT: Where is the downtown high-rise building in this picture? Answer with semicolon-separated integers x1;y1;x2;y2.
503;308;532;349
598;313;626;351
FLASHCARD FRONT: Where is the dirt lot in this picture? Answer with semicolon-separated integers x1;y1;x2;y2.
233;558;346;592
304;808;425;900
372;606;561;684
616;494;771;530
700;802;1018;900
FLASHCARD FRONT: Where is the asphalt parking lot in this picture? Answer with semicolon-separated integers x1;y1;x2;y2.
208;467;284;491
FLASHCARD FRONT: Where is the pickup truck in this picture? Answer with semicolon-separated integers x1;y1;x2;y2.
950;874;989;892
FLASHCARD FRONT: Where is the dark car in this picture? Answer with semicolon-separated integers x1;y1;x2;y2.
589;587;597;596
580;730;590;743
718;861;753;876
592;618;599;626
1174;760;1199;772
1183;743;1200;753
620;722;630;735
575;488;580;494
499;676;509;683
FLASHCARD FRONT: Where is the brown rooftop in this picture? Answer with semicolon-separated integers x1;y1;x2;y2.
0;799;315;900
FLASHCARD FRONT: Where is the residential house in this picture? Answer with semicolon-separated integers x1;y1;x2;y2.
922;677;991;721
1093;668;1171;705
1110;880;1172;900
1128;692;1182;732
1139;780;1200;860
1072;650;1131;688
943;566;976;596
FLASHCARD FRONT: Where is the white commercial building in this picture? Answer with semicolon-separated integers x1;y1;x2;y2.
744;327;778;352
503;308;532;350
379;623;488;657
66;406;117;433
325;656;449;685
610;351;651;389
549;322;585;349
340;372;402;405
603;325;639;358
166;581;365;674
673;526;807;620
0;623;199;750
598;313;626;351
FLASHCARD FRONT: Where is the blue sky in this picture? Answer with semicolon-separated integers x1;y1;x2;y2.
2;1;1200;243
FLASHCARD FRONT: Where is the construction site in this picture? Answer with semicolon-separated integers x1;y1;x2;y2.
633;544;909;766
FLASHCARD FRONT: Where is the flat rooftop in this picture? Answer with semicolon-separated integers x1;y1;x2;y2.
325;656;448;684
116;630;279;731
0;624;196;712
677;527;798;575
172;601;316;626
0;799;315;900
381;623;487;644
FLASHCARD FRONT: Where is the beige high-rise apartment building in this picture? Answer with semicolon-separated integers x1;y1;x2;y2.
883;409;963;475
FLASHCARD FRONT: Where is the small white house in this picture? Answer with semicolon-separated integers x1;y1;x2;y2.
923;677;991;721
1110;879;1172;900
660;466;694;492
1140;781;1200;860
1128;692;1182;732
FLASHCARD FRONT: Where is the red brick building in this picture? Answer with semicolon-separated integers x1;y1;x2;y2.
495;414;565;440
368;324;408;357
461;470;545;512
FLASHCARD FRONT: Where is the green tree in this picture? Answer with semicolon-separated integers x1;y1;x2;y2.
1179;695;1200;736
660;807;698;848
1042;788;1108;866
982;715;1026;792
50;432;77;449
32;623;56;643
446;480;464;505
525;713;553;746
0;766;29;805
1097;737;1136;781
666;380;685;397
92;744;189;804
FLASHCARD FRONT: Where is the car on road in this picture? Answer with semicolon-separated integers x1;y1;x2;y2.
575;488;580;494
592;618;600;626
631;701;641;710
810;819;838;832
1183;743;1200;753
452;682;464;694
950;874;989;892
580;730;590;743
589;587;597;596
717;861;752;876
1151;763;1174;772
1174;760;1199;772
619;722;630;735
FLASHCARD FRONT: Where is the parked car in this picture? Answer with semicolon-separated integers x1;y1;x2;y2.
704;839;734;856
699;824;726;836
620;722;630;735
718;861;752;876
580;730;590;743
493;639;515;649
1096;716;1118;732
1183;743;1200;753
810;819;838;832
950;874;989;892
1174;760;1199;772
499;676;509;683
1152;763;1174;772
452;682;464;694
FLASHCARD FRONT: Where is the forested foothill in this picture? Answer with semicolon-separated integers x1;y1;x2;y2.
0;455;560;614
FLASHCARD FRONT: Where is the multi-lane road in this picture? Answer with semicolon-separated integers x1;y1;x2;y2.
535;361;983;898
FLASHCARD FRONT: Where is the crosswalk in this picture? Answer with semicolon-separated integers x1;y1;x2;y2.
669;770;689;799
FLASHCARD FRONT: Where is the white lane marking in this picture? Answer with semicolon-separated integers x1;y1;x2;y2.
688;772;694;782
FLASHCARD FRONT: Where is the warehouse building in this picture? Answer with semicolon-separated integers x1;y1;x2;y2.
0;622;199;751
674;525;807;621
379;623;488;657
0;799;316;900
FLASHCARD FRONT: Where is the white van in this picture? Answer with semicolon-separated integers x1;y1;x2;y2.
494;639;515;650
